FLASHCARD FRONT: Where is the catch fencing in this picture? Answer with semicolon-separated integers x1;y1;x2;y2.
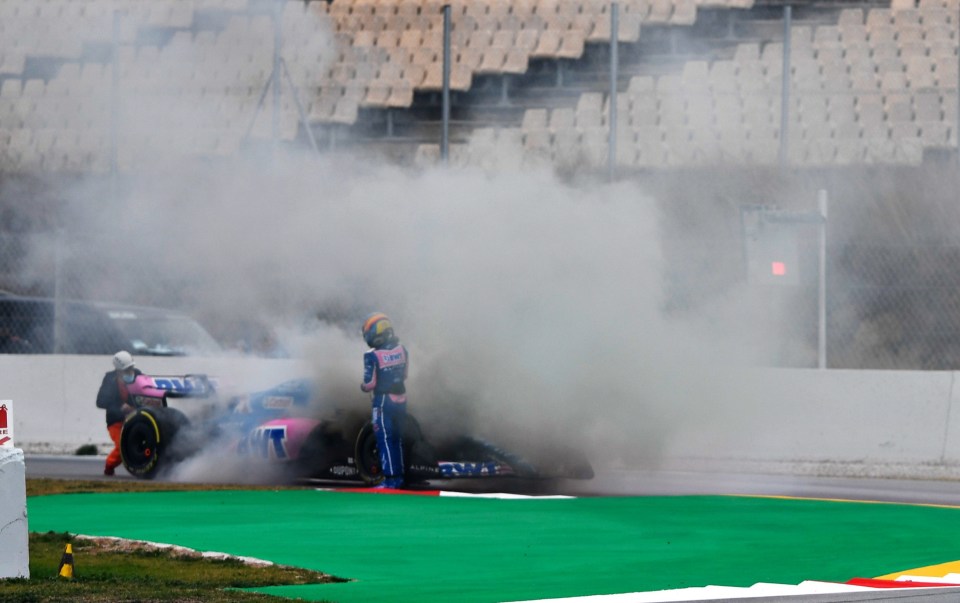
3;217;960;368
0;229;243;356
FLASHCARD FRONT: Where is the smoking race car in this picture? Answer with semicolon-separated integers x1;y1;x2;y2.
119;374;594;485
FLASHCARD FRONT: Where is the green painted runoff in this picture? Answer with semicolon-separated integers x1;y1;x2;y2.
26;490;960;603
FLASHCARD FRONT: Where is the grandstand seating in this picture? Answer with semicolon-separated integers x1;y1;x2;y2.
1;0;736;173
0;0;957;173
468;2;959;170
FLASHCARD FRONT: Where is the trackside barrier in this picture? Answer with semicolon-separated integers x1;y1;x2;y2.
653;367;960;478
7;356;960;478
0;442;29;578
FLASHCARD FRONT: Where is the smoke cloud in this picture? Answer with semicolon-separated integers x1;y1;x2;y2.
7;6;792;481
39;150;781;477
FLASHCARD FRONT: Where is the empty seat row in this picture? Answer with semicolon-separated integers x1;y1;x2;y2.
445;121;939;171
437;124;934;170
0;0;716;136
455;2;958;173
522;89;958;135
0;0;746;173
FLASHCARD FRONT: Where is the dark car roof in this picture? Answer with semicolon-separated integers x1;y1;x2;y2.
0;295;192;317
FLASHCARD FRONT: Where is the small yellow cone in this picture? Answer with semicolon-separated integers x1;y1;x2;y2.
57;543;74;579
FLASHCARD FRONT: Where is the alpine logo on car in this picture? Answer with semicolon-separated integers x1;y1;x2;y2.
409;463;441;477
152;377;201;394
438;461;502;477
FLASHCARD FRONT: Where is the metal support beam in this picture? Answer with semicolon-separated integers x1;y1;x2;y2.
608;2;619;181
778;5;791;169
110;10;122;178
272;1;282;153
53;229;64;354
280;59;319;155
441;4;451;165
818;189;828;370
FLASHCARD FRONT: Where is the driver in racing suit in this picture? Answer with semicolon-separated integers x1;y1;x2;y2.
360;313;409;489
96;351;141;476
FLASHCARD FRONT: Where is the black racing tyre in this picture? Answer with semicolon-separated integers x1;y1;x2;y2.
120;407;189;479
354;422;383;485
354;415;426;485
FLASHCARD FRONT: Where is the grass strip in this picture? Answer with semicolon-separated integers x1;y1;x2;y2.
5;480;338;603
3;531;341;603
26;477;302;498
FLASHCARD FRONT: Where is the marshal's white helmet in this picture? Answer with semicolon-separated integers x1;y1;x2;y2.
112;350;135;371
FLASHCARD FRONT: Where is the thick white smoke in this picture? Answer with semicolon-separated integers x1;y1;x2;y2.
12;4;785;480
44;151;778;476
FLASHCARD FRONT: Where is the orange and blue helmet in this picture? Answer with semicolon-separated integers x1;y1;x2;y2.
361;312;396;348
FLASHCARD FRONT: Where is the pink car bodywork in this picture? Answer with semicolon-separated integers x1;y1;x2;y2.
127;374;322;463
126;375;169;408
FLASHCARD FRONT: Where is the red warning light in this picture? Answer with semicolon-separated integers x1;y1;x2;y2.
771;261;787;276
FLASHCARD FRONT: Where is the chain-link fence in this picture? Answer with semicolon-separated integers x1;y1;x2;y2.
3;163;960;369
6;225;960;368
0;230;225;355
649;162;960;372
0;215;295;355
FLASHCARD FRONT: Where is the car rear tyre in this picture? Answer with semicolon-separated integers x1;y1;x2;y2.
354;415;425;485
120;407;189;479
355;422;383;485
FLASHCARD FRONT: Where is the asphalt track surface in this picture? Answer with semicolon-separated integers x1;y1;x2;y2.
25;454;960;506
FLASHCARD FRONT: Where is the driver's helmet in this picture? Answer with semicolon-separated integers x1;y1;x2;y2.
112;350;135;371
361;312;395;349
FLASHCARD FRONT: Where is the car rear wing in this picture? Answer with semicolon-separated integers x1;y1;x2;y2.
145;374;217;398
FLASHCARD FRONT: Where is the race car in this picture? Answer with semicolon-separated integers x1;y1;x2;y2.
119;374;594;485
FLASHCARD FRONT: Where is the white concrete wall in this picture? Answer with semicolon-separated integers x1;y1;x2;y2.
0;448;29;578
1;355;305;453
656;368;960;477
669;368;955;461
5;356;960;478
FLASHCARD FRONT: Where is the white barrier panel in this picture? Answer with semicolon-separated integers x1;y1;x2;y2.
0;447;29;578
664;368;955;465
4;355;960;478
943;379;960;464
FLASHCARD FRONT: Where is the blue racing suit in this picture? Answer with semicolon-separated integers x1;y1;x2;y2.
361;342;409;488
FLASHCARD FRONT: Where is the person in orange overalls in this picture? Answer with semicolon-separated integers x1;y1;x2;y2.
95;351;141;476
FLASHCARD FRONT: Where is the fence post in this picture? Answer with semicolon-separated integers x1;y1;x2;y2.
778;5;791;169
608;2;619;180
110;10;121;179
53;229;65;354
272;0;282;155
818;189;828;369
441;4;452;165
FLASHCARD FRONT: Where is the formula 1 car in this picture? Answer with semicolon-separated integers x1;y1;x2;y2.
119;375;594;485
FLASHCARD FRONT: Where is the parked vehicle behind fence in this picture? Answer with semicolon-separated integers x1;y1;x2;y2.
0;295;221;356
